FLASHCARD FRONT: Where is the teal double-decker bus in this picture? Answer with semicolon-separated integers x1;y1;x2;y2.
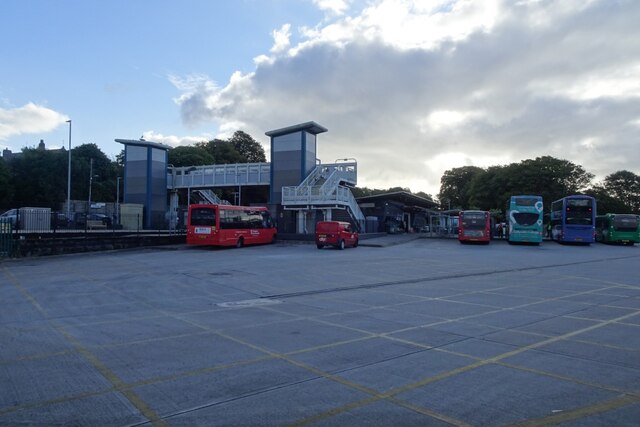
595;214;640;245
506;195;544;244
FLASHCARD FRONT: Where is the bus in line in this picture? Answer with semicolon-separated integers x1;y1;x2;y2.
595;213;640;245
187;204;276;247
550;195;596;244
458;210;491;243
506;195;544;244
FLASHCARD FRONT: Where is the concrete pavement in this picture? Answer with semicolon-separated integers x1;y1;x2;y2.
1;238;639;425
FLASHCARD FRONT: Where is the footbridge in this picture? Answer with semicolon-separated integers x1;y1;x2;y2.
167;163;271;189
166;161;365;230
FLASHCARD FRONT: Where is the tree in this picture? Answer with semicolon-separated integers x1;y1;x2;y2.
197;139;245;164
8;147;68;208
438;166;484;210
602;170;640;212
168;146;215;167
415;191;434;201
195;131;266;165
70;143;119;203
584;185;630;214
229;130;266;163
115;149;125;169
0;158;13;209
467;166;508;211
518;156;593;205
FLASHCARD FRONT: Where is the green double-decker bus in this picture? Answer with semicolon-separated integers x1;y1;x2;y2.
595;214;640;245
506;195;544;244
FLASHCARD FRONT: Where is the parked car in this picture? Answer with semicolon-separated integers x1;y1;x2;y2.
52;213;71;229
316;221;358;250
73;212;113;228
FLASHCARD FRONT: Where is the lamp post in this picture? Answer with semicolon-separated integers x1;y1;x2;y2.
66;120;72;219
116;176;121;224
88;158;94;211
167;164;177;230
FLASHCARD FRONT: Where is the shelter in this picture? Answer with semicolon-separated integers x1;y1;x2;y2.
357;191;438;233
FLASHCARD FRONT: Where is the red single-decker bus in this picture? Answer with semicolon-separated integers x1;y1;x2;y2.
458;210;491;243
187;204;276;248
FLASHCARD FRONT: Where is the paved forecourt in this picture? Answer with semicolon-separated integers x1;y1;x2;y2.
1;237;639;426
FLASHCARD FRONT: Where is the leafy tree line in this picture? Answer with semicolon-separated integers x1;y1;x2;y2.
0;131;266;211
167;131;266;166
1;143;120;210
2;136;637;217
437;156;640;217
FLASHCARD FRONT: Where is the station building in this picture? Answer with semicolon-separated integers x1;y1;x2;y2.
116;122;438;234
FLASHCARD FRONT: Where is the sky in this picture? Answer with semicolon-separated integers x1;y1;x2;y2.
1;0;639;197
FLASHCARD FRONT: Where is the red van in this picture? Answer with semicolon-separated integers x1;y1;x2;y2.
316;221;358;250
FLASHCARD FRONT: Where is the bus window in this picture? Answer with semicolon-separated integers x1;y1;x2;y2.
190;207;216;226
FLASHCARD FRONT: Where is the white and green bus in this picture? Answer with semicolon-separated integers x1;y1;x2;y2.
595;213;639;245
506;195;544;244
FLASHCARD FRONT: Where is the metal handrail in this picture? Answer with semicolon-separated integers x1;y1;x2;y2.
169;162;271;189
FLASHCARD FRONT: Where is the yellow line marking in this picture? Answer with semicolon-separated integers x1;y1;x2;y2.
5;257;639;425
1;266;169;427
286;308;640;426
508;394;637;427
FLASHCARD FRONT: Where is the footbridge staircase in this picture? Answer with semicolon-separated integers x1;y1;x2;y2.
281;162;365;231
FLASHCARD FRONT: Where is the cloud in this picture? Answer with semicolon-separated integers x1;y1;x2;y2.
0;103;68;141
312;0;351;16
172;0;640;195
141;130;213;148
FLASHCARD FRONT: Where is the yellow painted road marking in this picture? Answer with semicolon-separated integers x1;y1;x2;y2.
1;267;169;427
508;394;637;427
287;309;640;426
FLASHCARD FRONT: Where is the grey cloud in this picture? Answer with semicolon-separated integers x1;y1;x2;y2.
175;0;640;193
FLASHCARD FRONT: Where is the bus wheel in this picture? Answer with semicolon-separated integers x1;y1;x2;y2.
337;239;345;250
353;239;358;248
236;237;244;248
317;244;323;249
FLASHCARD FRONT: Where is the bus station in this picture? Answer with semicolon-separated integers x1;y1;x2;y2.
116;121;440;237
1;122;639;425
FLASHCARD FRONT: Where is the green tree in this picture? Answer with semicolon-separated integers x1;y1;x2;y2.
71;143;119;204
438;166;484;210
229;130;266;163
168;146;215;167
602;170;640;212
0;158;14;208
584;185;630;214
8;147;68;208
197;139;244;164
415;191;434;201
467;166;508;211
115;149;125;168
518;157;593;204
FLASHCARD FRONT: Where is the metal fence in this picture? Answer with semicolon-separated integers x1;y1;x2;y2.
0;220;12;257
0;209;187;258
4;210;149;233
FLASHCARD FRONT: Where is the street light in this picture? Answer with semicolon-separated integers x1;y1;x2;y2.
116;176;121;224
66;120;72;219
88;158;96;211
